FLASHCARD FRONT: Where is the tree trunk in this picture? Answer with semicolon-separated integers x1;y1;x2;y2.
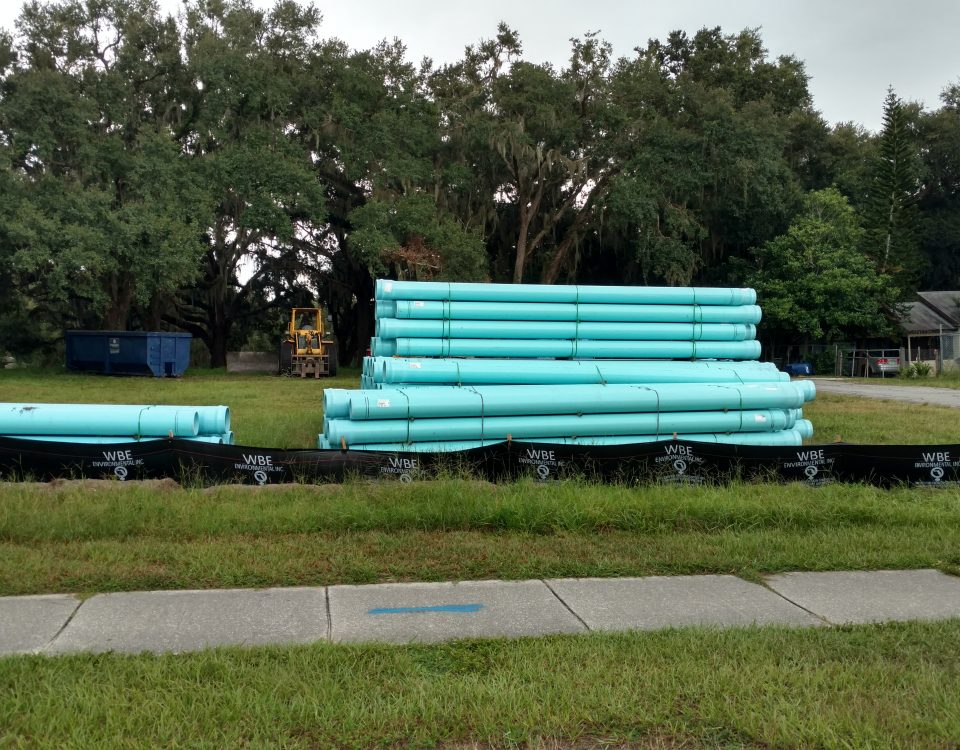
101;276;135;330
351;279;374;365
541;212;591;284
327;248;375;366
144;294;167;331
208;319;230;369
206;286;232;369
512;208;531;283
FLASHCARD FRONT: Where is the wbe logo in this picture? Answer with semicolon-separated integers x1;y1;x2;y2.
380;456;420;481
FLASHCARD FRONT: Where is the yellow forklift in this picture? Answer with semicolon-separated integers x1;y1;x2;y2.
279;308;338;378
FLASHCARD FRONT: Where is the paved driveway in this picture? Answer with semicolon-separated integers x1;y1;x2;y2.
812;379;960;408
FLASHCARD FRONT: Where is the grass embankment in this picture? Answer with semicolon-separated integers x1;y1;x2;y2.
2;622;959;748
2;372;960;747
2;368;960;445
2;479;958;595
801;392;960;443
2;370;960;595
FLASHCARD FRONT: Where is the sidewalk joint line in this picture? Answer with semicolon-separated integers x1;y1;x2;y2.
324;586;332;641
542;579;591;632
757;578;834;626
41;596;84;653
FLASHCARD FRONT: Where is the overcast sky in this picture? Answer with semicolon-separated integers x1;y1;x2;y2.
2;0;958;130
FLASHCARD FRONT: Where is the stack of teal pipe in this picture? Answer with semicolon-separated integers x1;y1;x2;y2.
328;280;815;451
371;279;762;360
361;358;789;388
0;403;233;444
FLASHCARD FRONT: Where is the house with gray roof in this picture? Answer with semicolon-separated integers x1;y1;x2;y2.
901;292;960;369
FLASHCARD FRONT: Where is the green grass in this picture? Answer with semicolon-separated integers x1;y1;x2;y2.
3;372;960;746
2;479;959;595
3;368;960;446
2;370;960;595
2;622;959;748
846;373;960;390
0;367;360;448
802;392;960;443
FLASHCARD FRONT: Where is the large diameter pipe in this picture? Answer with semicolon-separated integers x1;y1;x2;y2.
795;419;814;439
0;404;200;437
377;318;757;342
376;279;757;306
375;358;786;386
389;300;763;324
348;382;812;421
372;338;762;360
341;429;806;451
323;389;351;419
2;435;224;444
325;409;793;445
193;406;230;434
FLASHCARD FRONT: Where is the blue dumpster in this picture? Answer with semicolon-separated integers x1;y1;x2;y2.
65;331;192;377
782;361;814;377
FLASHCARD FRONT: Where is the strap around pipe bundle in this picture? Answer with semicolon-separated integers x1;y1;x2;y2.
468;386;486;443
399;388;413;445
574;285;581;349
593;362;605;384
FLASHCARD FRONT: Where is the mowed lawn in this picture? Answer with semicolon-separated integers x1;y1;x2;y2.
2;368;960;446
2;369;960;748
0;368;959;594
847;373;960;390
0;367;360;448
3;622;960;749
1;368;959;596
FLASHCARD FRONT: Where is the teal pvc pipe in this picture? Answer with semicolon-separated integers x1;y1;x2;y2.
323;389;351;419
390;300;763;324
342;429;805;451
192;406;230;434
372;338;763;360
376;279;757;306
0;403;199;437
3;435;224;444
324;409;793;445
377;318;756;342
347;382;811;421
795;419;814;439
374;358;786;386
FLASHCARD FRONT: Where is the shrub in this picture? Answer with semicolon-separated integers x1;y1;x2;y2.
902;361;933;379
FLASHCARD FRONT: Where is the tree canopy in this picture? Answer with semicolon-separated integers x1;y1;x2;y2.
1;1;956;364
741;188;900;345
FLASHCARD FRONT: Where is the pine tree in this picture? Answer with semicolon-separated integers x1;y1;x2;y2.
863;88;923;293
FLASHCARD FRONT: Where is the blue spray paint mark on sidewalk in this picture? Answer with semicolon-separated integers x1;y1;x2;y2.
368;603;485;615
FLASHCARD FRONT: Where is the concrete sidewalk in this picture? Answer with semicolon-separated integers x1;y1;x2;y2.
3;569;960;656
